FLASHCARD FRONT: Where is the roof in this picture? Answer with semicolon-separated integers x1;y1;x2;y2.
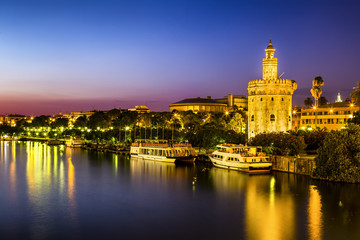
266;40;275;50
171;97;225;105
318;101;355;108
302;101;358;111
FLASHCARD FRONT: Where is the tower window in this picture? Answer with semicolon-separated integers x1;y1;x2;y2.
260;98;263;101
282;98;284;101
289;115;291;121
270;114;275;122
271;97;274;101
251;115;254;121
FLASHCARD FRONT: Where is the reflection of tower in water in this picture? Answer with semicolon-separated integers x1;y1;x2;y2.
210;168;295;240
308;185;322;240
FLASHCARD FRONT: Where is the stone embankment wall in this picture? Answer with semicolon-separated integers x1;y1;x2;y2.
270;155;316;175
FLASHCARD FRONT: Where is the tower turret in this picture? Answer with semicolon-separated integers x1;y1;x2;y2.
263;40;278;80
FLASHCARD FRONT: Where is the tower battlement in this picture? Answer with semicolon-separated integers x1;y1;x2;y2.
248;78;297;95
248;78;296;86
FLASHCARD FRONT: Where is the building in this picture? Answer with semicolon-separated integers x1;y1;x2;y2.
128;105;150;113
169;96;227;113
248;40;297;138
0;114;28;126
295;101;359;131
215;94;248;110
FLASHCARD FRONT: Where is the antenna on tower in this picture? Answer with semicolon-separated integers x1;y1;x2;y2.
279;72;285;78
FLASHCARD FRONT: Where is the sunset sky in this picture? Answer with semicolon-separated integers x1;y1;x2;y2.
1;0;360;115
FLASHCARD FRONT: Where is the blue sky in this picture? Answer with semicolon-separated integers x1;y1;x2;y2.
0;0;359;114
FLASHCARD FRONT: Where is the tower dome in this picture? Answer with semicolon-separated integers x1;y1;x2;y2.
266;40;275;50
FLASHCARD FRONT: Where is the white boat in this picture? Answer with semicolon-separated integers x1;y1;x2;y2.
209;144;272;174
65;136;84;148
130;139;197;163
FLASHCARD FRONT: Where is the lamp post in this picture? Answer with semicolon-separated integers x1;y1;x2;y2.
124;126;129;142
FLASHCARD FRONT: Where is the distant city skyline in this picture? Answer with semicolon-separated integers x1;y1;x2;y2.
1;0;360;115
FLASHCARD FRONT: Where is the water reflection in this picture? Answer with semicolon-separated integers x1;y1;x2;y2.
308;185;323;240
24;142;78;237
210;168;295;240
130;157;194;187
2;142;360;239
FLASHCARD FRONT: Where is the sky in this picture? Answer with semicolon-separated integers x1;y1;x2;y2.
0;0;360;115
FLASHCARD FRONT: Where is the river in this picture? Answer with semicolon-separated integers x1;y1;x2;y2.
0;141;360;240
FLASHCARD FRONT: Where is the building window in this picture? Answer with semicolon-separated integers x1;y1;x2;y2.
270;114;275;122
289;115;291;121
271;97;274;101
251;115;254;121
282;98;284;101
260;98;263;101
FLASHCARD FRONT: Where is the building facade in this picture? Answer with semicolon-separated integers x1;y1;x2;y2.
169;97;227;113
215;94;248;110
293;101;359;131
248;41;297;138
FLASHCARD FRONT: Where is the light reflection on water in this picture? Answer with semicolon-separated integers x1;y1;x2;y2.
0;141;360;240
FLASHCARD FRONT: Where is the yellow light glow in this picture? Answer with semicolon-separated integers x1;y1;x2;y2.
313;106;316;109
330;109;333;113
350;104;354;107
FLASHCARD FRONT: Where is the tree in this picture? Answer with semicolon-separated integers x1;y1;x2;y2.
350;81;360;105
319;96;328;106
74;116;88;128
304;97;314;108
310;76;325;107
312;124;360;183
107;108;121;121
249;132;306;156
51;118;69;128
227;112;245;133
310;76;325;128
350;111;360;125
31;115;50;127
87;111;109;129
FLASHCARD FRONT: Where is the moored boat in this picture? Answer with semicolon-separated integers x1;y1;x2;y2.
209;144;272;174
130;139;197;163
65;136;85;148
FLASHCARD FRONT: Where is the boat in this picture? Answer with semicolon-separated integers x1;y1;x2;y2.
209;144;272;174
130;139;197;163
65;136;85;148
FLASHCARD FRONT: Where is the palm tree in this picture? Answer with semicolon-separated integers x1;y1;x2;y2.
351;81;360;105
304;97;314;108
310;76;324;128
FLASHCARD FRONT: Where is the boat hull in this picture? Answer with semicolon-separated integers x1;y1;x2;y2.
131;153;195;163
209;157;272;174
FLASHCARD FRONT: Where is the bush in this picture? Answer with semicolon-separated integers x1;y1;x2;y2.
249;132;306;156
312;124;360;183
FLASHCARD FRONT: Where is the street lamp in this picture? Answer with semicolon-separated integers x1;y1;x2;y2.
125;126;129;141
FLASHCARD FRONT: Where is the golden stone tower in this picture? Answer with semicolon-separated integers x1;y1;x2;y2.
248;41;297;138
